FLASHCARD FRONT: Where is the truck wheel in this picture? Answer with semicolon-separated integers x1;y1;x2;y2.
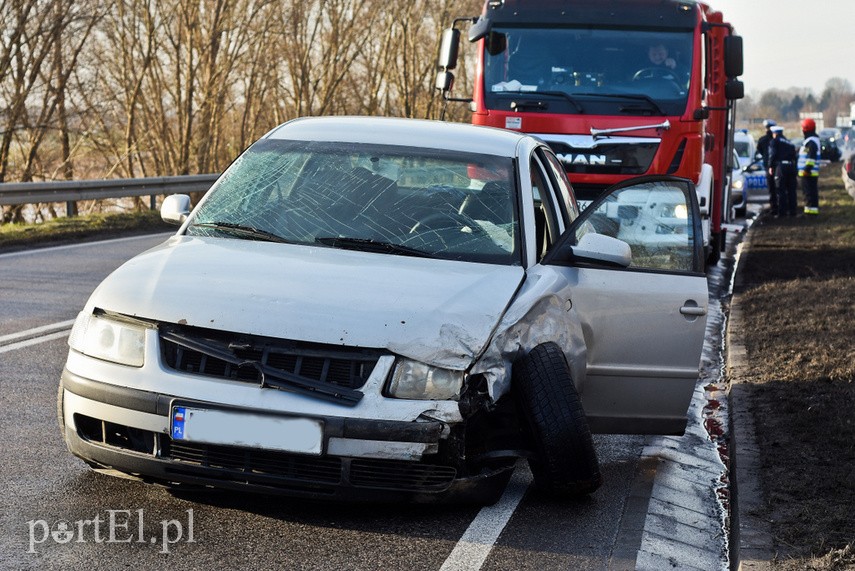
513;343;602;498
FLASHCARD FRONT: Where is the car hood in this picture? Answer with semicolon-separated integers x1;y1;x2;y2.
86;236;525;369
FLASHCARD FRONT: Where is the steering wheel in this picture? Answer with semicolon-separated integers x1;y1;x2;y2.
408;211;485;235
631;66;684;95
632;67;675;81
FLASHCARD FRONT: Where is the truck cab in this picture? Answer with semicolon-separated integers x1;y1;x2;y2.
437;0;744;264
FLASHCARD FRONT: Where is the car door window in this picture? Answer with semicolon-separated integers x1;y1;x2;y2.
573;179;701;273
530;155;562;261
540;149;580;225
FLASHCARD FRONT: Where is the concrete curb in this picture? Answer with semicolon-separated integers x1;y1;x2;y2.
726;217;775;570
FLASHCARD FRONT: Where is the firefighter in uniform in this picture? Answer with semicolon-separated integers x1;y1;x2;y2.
798;118;821;215
767;126;798;217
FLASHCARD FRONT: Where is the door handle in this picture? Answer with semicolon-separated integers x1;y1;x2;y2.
680;302;707;317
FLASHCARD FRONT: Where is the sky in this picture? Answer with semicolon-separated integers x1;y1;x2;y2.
707;0;855;95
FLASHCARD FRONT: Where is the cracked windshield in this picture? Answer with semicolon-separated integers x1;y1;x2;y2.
187;140;520;264
483;28;693;116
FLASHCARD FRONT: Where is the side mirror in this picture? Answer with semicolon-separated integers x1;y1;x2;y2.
725;79;744;101
437;28;460;71
161;194;191;225
724;35;743;78
570;233;632;268
693;108;710;121
435;71;454;92
469;16;492;42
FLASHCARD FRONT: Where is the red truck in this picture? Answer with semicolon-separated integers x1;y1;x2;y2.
436;0;744;264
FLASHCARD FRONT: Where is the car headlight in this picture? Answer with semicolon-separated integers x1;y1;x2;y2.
386;359;464;400
732;179;744;191
68;311;147;367
660;203;688;219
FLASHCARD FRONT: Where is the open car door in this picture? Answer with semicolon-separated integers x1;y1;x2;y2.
543;176;708;435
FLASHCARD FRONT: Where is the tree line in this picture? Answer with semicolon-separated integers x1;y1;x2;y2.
1;0;482;223
738;78;855;129
4;0;853;224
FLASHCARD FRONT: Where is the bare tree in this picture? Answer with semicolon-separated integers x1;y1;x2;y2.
0;0;504;225
1;0;101;222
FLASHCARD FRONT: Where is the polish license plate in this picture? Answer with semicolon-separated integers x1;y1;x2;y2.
170;406;323;455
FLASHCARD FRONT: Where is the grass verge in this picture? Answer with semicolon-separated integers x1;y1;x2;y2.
734;168;855;570
0;210;172;253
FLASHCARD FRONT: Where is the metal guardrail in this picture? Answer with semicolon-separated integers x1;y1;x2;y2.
0;174;220;208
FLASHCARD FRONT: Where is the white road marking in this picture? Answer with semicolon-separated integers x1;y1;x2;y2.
0;330;70;354
0;232;172;260
0;320;76;345
439;463;532;571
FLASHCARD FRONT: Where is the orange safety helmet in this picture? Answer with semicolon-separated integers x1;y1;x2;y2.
801;118;816;132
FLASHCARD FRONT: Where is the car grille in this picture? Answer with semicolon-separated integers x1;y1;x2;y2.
159;323;382;390
166;440;343;484
74;414;457;495
349;459;457;491
164;440;456;493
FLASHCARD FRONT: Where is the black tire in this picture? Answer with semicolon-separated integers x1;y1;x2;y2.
513;343;602;498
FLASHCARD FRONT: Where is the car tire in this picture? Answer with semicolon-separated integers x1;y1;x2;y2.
513;343;602;498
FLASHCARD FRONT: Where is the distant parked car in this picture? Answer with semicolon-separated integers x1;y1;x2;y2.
734;131;768;205
742;160;769;206
843;129;855;153
815;129;843;162
733;130;756;170
821;138;842;162
843;151;855;199
729;148;747;218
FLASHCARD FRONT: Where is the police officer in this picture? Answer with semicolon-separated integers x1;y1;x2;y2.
798;118;821;215
756;119;778;215
767;126;798;217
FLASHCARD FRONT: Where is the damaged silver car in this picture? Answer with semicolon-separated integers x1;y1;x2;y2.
58;116;709;503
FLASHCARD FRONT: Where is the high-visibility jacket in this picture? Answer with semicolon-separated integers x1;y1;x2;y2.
798;135;821;177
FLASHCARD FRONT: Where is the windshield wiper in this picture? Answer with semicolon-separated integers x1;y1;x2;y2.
315;236;433;258
191;221;293;244
574;93;666;116
500;90;584;113
160;330;363;406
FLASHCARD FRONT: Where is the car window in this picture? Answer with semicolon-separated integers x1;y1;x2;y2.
734;140;751;158
530;155;562;261
573;179;699;273
187;140;521;265
540;148;580;226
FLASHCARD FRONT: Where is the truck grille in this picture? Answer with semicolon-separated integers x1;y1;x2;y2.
159;324;382;390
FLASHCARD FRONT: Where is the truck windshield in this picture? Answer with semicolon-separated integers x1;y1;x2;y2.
483;27;693;116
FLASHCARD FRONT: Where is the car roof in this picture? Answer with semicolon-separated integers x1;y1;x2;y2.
265;116;529;158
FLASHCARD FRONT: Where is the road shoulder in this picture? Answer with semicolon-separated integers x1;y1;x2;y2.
727;218;774;570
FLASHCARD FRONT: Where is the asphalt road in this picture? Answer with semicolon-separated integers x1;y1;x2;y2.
0;232;733;570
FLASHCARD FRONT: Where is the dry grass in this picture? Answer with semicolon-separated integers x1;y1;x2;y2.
735;168;855;569
0;210;171;253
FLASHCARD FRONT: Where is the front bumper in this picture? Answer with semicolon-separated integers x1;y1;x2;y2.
60;370;512;503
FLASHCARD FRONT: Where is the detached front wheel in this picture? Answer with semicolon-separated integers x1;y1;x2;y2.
513;343;602;498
